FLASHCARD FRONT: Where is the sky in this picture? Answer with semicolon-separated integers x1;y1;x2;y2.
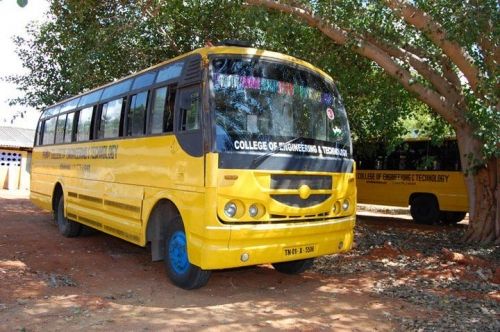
0;0;49;129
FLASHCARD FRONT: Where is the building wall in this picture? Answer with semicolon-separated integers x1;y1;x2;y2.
0;148;31;190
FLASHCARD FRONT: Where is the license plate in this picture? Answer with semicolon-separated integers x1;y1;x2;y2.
283;244;316;257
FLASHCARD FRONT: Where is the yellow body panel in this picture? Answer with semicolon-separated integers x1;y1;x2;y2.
31;134;204;245
356;169;468;212
30;46;355;270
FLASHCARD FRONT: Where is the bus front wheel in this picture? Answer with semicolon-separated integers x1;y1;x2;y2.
56;196;81;237
410;195;440;225
164;216;211;290
272;258;314;274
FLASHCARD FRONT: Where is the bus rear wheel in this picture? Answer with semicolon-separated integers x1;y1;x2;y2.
164;216;211;290
56;196;81;237
410;195;440;225
272;258;314;274
440;211;466;224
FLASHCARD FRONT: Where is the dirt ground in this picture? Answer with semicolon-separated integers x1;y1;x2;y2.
0;190;498;331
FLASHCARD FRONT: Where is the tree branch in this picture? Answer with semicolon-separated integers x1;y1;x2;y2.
245;0;348;44
365;36;462;105
384;0;481;95
360;40;459;125
440;56;462;92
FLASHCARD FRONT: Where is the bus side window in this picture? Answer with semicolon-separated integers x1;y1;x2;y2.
178;87;200;131
98;98;124;139
76;106;94;142
127;91;149;136
64;112;75;143
42;117;57;145
150;86;175;134
54;114;67;144
386;150;400;170
441;140;461;171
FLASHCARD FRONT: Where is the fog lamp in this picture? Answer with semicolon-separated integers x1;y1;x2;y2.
249;204;259;217
342;199;350;211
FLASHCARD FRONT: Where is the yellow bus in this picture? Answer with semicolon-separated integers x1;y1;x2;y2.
30;44;356;289
355;138;468;225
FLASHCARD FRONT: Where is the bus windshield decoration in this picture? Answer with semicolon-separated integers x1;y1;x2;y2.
30;46;356;290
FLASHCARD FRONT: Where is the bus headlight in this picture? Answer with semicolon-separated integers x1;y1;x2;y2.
249;204;259;217
224;202;238;218
342;199;350;211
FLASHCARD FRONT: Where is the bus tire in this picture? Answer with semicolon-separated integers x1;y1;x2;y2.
56;196;81;237
272;258;314;274
164;216;211;290
52;185;63;225
410;195;440;225
440;211;466;224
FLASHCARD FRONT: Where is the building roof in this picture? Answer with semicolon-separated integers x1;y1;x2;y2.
0;126;36;149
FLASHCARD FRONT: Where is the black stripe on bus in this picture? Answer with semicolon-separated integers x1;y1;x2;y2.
72;192;140;213
78;194;103;204
104;200;141;213
218;152;354;173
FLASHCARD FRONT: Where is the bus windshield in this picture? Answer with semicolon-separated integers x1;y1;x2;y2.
210;57;351;158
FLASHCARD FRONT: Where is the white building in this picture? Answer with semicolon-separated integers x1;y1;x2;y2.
0;126;35;190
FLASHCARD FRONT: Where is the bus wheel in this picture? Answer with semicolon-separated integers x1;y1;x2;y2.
56;196;81;237
272;258;314;274
410;195;440;225
440;211;466;224
164;216;211;289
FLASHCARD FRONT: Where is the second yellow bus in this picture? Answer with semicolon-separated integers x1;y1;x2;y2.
355;139;468;224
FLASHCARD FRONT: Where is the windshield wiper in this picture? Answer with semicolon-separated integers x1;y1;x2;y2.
250;137;302;167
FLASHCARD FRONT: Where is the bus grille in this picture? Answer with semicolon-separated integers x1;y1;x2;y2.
270;174;332;190
269;174;332;209
271;194;330;208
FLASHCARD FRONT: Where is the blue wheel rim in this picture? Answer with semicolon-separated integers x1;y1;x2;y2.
169;230;189;275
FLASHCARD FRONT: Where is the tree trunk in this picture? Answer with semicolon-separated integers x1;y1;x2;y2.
456;128;500;244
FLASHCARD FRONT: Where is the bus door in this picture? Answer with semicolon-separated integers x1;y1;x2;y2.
173;56;205;188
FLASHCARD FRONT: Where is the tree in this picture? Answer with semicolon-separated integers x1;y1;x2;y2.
245;0;499;243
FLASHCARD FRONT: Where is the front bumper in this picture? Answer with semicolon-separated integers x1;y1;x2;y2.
188;215;355;270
